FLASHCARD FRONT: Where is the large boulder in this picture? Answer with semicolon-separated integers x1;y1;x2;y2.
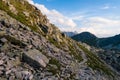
23;49;49;68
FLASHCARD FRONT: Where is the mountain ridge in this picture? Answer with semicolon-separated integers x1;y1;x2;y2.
71;32;97;46
72;31;120;50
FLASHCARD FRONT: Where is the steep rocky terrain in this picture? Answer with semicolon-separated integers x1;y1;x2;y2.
0;0;120;80
72;32;120;76
98;50;120;74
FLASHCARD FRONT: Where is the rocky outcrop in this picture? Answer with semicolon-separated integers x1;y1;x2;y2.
98;50;120;73
23;49;49;68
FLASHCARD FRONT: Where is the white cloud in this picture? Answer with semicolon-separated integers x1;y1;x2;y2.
27;0;76;31
78;17;120;37
101;5;110;10
101;4;117;10
71;16;84;21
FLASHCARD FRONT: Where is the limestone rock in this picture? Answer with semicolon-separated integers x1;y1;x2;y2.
0;60;4;65
23;11;29;17
0;38;7;43
9;4;18;14
15;70;33;80
9;76;15;80
23;49;49;68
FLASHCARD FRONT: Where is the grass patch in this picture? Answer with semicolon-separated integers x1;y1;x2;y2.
48;37;61;48
47;58;61;75
49;58;61;70
0;0;42;34
0;1;9;11
69;43;83;62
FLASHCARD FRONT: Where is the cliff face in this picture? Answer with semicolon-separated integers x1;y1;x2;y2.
0;0;120;80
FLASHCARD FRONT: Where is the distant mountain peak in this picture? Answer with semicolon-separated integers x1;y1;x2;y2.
72;31;120;50
71;32;97;46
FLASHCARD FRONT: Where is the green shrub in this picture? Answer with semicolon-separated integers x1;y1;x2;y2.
69;44;83;62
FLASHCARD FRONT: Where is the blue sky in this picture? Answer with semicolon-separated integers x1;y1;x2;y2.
28;0;120;37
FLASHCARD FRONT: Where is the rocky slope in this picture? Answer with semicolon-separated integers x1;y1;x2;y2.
0;0;120;80
98;50;120;74
72;32;120;76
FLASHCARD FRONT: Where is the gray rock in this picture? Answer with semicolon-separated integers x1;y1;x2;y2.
6;70;12;75
0;60;4;65
9;75;15;80
23;49;49;68
21;71;33;80
0;66;4;71
15;71;33;80
42;76;58;80
0;38;7;43
6;61;14;70
15;71;22;79
0;70;3;75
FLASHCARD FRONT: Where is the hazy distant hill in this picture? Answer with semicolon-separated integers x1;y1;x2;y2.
71;32;98;46
63;31;78;37
72;32;120;50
